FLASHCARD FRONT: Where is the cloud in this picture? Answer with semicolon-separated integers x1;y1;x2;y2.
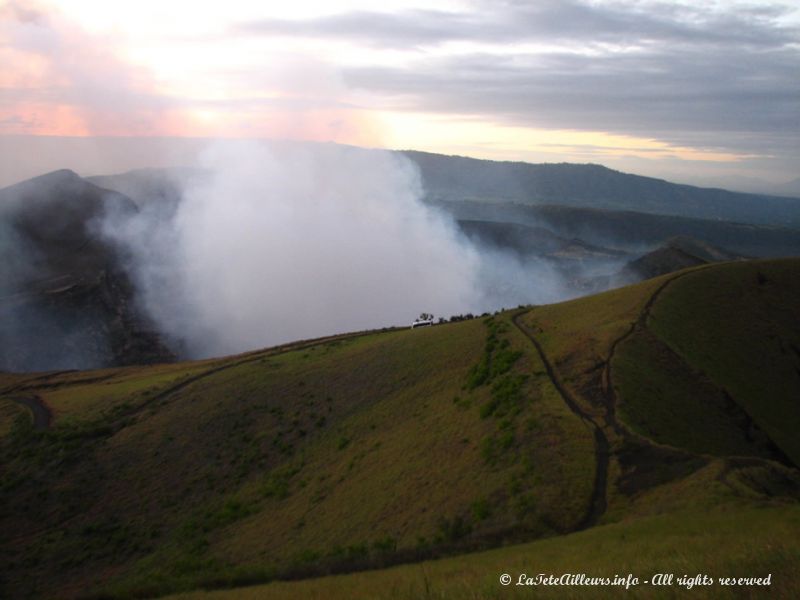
237;0;799;49
1;0;797;178
0;3;383;144
0;0;185;135
238;0;800;160
236;8;475;48
345;46;799;152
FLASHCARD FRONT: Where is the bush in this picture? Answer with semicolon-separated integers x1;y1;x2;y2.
373;536;397;553
471;498;491;522
436;515;472;542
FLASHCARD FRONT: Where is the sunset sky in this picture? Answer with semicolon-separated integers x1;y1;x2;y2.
1;0;798;186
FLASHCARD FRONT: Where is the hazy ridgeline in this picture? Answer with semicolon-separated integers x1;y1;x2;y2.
100;141;572;360
6;138;798;369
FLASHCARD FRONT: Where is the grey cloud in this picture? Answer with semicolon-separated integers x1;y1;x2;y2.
234;0;799;160
343;42;799;157
237;8;477;48
236;0;798;49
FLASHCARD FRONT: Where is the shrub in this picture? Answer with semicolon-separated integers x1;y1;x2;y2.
471;498;491;522
373;536;397;553
436;515;472;542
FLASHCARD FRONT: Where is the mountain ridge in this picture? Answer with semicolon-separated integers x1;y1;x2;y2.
402;150;800;228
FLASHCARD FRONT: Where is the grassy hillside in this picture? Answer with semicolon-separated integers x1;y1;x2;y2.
163;503;800;600
517;259;800;516
1;318;596;598
614;260;800;465
2;259;800;599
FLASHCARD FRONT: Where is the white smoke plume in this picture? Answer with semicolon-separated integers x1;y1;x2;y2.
107;141;493;358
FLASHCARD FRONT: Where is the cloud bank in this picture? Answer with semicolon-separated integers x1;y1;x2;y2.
240;0;800;164
2;0;798;182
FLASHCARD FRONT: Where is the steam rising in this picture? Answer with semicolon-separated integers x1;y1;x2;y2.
108;142;492;358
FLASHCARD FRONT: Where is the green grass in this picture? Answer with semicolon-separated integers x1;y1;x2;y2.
0;315;593;599
613;327;777;458
646;259;800;466
161;503;800;600
2;259;800;600
518;275;668;416
41;362;214;421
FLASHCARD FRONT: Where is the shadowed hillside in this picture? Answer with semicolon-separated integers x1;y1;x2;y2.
0;170;173;371
1;259;799;599
438;200;800;258
623;236;744;280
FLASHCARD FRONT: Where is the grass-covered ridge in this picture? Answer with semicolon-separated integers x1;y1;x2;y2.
613;259;800;466
2;259;800;599
163;502;800;600
1;315;596;598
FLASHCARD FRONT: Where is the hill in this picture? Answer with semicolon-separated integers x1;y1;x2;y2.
87;167;206;216
623;236;744;280
0;170;173;371
1;259;799;599
405;151;800;228
160;503;800;599
438;200;800;258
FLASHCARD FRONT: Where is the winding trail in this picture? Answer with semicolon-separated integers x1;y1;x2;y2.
0;327;401;547
110;327;400;428
510;268;710;530
7;395;51;430
512;311;609;531
0;327;400;438
602;267;709;436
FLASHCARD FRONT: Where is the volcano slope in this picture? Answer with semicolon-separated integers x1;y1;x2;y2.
1;259;799;599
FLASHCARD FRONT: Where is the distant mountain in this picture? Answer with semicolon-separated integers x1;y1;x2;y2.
404;151;800;229
0;170;173;371
456;219;629;272
775;177;800;198
437;200;800;258
89;165;800;262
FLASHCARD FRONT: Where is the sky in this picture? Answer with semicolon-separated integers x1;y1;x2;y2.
1;0;799;187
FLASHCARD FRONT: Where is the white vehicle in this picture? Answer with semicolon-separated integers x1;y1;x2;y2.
411;318;434;328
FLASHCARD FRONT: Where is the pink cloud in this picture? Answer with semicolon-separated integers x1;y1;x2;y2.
0;0;189;135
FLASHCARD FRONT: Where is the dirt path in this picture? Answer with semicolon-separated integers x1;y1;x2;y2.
602;267;708;436
512;311;609;531
0;327;401;548
1;327;401;438
510;270;710;529
7;395;51;430
105;327;402;430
